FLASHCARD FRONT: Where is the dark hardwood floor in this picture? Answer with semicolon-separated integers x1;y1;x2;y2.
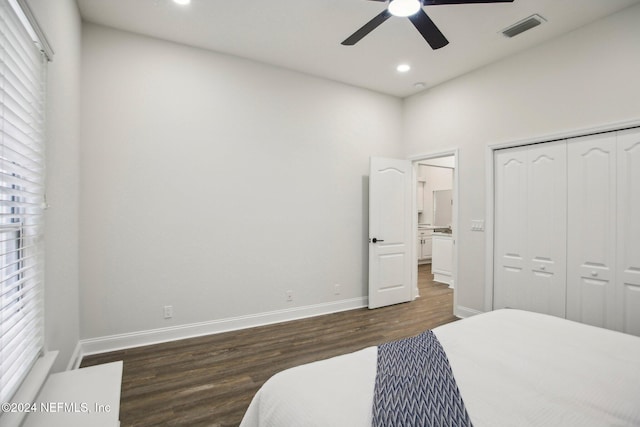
81;264;457;427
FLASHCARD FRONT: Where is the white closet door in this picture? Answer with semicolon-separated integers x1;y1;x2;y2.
494;142;567;316
494;147;528;311
526;142;567;317
567;133;617;329
617;128;640;336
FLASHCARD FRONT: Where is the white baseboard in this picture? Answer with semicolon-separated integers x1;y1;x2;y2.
454;305;483;319
66;342;83;371
80;297;368;358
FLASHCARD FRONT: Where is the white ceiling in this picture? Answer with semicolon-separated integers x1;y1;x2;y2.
76;0;640;98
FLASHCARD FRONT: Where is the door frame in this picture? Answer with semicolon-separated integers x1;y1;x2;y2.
409;149;459;312
484;119;640;313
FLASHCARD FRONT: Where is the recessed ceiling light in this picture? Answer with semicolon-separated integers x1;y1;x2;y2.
173;0;191;5
396;64;411;73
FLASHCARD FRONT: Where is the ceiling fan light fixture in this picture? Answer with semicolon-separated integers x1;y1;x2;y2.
388;0;421;17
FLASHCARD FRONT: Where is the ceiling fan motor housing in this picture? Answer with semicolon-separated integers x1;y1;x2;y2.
342;0;515;49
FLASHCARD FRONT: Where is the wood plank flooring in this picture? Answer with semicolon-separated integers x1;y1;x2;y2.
81;264;457;427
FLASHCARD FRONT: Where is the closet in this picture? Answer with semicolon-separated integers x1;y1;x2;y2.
493;127;640;336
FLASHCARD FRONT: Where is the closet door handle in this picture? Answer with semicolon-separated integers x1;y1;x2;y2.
591;271;598;277
372;238;384;243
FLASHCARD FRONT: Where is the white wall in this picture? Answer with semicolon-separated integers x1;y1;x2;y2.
418;165;453;226
419;156;455;168
26;0;82;371
79;24;402;341
403;4;640;315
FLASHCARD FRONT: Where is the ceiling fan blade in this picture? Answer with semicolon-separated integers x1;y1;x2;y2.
422;0;514;5
341;9;392;46
408;9;449;50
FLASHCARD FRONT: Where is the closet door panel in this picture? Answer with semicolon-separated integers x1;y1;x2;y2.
526;142;567;317
494;147;528;310
567;133;617;329
622;287;640;336
617;128;640;336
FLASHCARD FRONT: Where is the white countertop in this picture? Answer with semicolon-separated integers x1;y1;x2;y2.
419;224;451;230
432;231;453;237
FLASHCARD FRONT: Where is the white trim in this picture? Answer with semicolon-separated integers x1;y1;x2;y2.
411;162;419;299
408;149;459;162
454;305;483;319
66;342;83;371
484;144;496;312
488;119;640;152
484;118;640;313
80;297;367;357
11;0;54;61
409;149;459;315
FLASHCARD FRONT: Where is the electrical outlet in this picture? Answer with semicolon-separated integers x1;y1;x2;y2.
286;290;294;302
163;305;173;319
334;284;341;295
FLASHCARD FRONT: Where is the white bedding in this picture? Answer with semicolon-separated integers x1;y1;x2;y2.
240;309;640;427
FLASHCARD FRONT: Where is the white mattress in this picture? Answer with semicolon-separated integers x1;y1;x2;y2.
240;309;640;427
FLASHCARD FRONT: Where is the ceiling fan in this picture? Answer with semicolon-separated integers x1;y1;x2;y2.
342;0;515;50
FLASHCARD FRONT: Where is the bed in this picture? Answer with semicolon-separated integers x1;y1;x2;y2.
240;309;640;426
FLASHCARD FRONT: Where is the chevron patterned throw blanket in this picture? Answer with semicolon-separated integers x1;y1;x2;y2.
372;331;473;427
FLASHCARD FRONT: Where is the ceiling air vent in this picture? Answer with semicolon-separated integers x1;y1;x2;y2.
501;14;546;38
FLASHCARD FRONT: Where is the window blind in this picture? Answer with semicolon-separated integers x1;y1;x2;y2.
0;0;47;404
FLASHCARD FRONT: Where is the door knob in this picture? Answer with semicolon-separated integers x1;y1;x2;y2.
540;265;546;271
591;271;598;277
372;238;384;243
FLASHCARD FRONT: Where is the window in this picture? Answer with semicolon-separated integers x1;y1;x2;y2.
1;0;48;403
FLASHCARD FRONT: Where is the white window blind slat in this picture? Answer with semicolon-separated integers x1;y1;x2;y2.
0;199;45;213
1;264;41;295
1;168;44;190
0;177;44;197
1;6;40;77
1;334;41;397
1;153;44;176
0;126;45;162
1;305;39;353
0;0;47;405
2;103;44;149
1;84;43;131
1;52;41;104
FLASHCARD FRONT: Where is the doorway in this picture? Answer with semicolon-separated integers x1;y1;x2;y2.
411;151;458;314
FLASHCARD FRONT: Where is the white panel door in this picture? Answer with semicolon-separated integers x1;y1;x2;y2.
494;146;529;311
617;128;640;336
525;142;567;317
494;142;566;317
368;157;413;309
567;133;617;329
